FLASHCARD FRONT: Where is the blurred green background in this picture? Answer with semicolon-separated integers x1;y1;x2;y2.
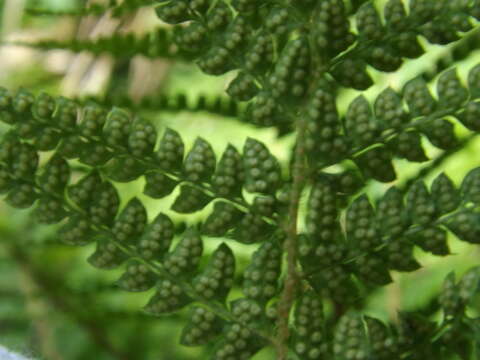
0;0;479;359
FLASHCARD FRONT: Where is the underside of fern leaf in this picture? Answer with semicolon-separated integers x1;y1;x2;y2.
2;0;480;359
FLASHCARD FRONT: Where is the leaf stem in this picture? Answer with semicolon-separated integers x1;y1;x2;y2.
275;114;308;359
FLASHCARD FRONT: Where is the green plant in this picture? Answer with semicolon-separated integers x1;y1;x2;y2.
2;0;480;359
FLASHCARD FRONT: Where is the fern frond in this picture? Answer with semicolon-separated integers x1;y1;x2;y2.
80;92;243;120
24;5;107;17
310;62;480;183
3;0;480;359
0;88;283;222
0;86;287;355
8;28;191;60
421;27;480;81
304;169;480;284
402;133;479;191
25;0;156;18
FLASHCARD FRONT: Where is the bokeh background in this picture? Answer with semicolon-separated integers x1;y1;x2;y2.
0;0;479;359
